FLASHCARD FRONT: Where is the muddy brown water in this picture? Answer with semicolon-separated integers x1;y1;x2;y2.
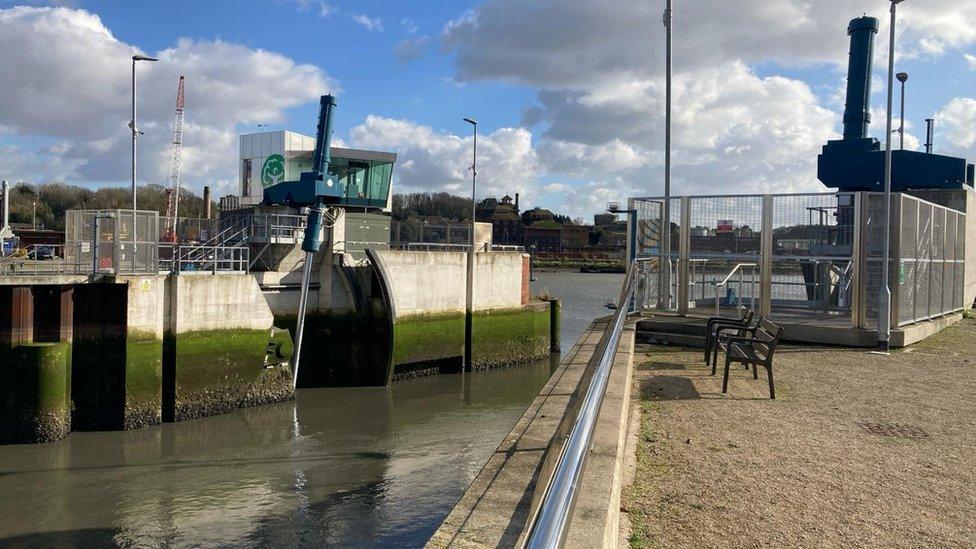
0;272;620;547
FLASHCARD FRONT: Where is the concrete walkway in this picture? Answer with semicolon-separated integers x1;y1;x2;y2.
428;318;636;548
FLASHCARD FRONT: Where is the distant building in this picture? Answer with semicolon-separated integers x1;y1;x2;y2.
560;225;590;251
522;207;556;225
476;193;522;245
523;225;561;252
594;213;618;227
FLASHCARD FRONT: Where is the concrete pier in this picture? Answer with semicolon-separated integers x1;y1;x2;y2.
1;273;293;444
428;318;636;547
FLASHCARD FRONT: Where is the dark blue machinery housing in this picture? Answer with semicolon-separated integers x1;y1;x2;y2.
818;16;974;192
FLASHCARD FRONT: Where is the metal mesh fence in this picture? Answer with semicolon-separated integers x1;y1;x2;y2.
634;191;964;328
895;194;965;326
769;193;855;317
64;210;160;274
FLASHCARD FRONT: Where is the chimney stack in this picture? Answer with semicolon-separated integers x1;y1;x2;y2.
924;118;934;154
203;185;212;219
1;180;9;232
515;192;520;212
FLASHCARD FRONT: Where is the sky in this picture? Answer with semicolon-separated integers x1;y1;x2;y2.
1;0;975;221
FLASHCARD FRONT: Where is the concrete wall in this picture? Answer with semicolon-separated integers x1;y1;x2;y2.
373;250;527;317
370;249;551;378
375;250;467;317
165;273;292;421
472;253;529;310
117;275;166;429
168;274;273;334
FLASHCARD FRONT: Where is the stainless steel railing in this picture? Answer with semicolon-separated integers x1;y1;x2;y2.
713;262;758;316
523;258;643;548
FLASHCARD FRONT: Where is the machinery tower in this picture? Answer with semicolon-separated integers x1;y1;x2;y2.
164;76;186;239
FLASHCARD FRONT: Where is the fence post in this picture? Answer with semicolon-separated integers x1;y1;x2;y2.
760;195;773;317
677;196;690;315
890;195;903;327
851;193;863;327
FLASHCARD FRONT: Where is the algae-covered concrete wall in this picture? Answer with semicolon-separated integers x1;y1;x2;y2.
166;274;292;421
118;275;165;429
1;284;73;443
0;342;71;443
470;302;551;369
73;277;164;431
370;250;552;379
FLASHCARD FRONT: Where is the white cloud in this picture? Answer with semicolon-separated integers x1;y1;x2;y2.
444;0;976;88
541;180;629;222
350;13;383;32
0;6;334;194
966;53;976;70
436;0;976;208
937;97;976;150
318;2;336;17
401;17;418;34
394;35;430;63
348;115;538;201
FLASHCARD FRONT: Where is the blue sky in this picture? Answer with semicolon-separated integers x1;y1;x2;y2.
1;1;975;220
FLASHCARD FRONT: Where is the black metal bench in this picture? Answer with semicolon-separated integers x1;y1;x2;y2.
718;318;783;399
703;309;754;366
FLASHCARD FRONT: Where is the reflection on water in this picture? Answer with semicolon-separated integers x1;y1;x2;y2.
0;357;558;548
0;271;609;547
531;271;625;347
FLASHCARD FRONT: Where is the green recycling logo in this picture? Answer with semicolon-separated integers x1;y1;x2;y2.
261;154;286;188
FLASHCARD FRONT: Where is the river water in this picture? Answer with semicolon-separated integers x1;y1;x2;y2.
0;271;622;548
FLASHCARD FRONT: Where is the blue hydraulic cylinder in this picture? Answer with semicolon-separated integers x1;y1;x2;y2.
842;16;878;140
261;94;340;253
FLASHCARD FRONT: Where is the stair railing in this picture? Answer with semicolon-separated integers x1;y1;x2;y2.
713;262;758;316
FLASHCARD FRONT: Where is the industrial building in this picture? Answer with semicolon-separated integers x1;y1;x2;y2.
224;130;397;212
631;14;976;348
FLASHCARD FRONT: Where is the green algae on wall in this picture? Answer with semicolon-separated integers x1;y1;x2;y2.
470;303;552;370
0;342;72;443
124;329;163;429
167;328;293;421
392;312;465;373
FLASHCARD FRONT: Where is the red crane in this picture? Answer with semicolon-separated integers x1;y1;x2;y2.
163;76;185;242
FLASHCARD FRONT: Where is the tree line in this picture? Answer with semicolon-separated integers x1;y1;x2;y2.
3;182;213;231
392;191;580;225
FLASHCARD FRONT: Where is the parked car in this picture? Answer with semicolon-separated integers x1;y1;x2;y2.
28;245;55;260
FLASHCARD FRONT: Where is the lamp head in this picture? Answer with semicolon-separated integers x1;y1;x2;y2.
462;117;478;126
132;54;159;62
896;72;909;83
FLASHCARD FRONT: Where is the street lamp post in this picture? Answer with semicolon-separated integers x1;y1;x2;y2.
879;0;906;352
896;72;908;150
463;117;478;370
130;54;158;212
663;0;673;308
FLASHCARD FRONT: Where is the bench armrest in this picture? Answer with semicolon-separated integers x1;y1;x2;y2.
715;325;756;339
724;335;763;347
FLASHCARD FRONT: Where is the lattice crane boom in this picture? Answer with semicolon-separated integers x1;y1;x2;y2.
164;76;185;238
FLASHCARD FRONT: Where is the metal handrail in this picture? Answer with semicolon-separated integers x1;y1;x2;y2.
713;262;758;315
523;258;643;548
0;243;86;276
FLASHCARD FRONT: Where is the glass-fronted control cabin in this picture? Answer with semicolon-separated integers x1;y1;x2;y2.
238;130;396;211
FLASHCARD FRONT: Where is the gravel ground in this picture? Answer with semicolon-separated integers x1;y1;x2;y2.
624;318;976;549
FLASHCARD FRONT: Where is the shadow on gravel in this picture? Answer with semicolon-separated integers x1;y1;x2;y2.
640;375;701;402
646;362;687;370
